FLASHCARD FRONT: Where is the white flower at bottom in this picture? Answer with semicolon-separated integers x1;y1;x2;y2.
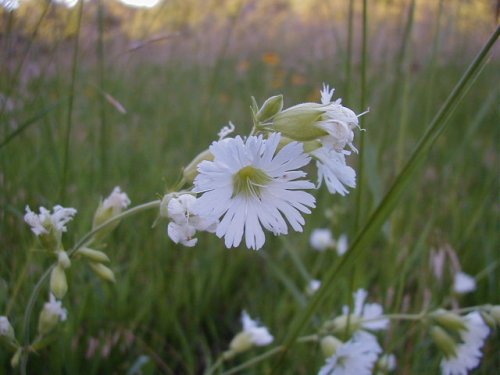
193;133;315;250
24;205;77;236
312;147;356;196
453;272;477;294
318;331;382;375
440;312;490;375
166;194;218;247
310;228;335;251
228;311;273;355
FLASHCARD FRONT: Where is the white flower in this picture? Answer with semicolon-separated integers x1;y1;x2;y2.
317;84;360;153
193;133;315;250
310;228;335;251
440;312;490;375
24;205;77;236
241;310;274;346
453;272;477;294
102;186;131;211
38;294;68;335
44;293;68;322
166;194;218;247
227;310;274;355
342;289;389;331
336;233;348;256
318;331;382;375
0;0;19;12
312;147;356;196
0;316;13;337
306;279;322;296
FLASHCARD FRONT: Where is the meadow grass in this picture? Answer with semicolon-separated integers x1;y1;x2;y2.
0;2;498;374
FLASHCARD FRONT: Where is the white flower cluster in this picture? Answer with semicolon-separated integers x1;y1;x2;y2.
24;205;77;237
164;194;218;247
102;186;131;211
162;84;362;250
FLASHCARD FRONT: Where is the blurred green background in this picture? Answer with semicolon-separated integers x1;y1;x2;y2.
0;0;498;374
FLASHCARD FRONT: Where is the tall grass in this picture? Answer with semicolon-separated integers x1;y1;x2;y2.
0;1;498;374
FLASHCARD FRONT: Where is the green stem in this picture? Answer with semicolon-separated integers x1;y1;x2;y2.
68;200;161;256
19;199;161;374
354;0;368;230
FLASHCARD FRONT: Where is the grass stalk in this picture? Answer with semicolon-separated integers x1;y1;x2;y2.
354;0;368;230
60;0;84;202
97;0;108;182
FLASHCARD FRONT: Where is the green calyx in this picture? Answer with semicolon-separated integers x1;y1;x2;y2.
233;166;271;198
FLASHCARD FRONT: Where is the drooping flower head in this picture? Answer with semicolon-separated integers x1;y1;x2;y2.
437;311;490;375
318;331;382;375
312;147;356;196
164;194;218;247
193;132;315;250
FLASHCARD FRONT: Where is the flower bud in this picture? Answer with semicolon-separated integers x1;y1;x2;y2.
431;309;466;332
10;347;21;368
488;305;500;326
270;103;328;141
256;95;283;122
479;310;497;330
92;187;131;242
228;332;253;354
57;250;71;269
320;335;342;358
50;265;68;299
430;326;457;359
76;247;110;263
183;149;214;183
89;262;116;283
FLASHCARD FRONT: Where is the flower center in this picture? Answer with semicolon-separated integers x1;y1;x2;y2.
233;166;271;198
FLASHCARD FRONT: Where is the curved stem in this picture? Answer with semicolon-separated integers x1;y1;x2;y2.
19;199;161;374
68;199;161;256
212;335;318;375
20;266;53;375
